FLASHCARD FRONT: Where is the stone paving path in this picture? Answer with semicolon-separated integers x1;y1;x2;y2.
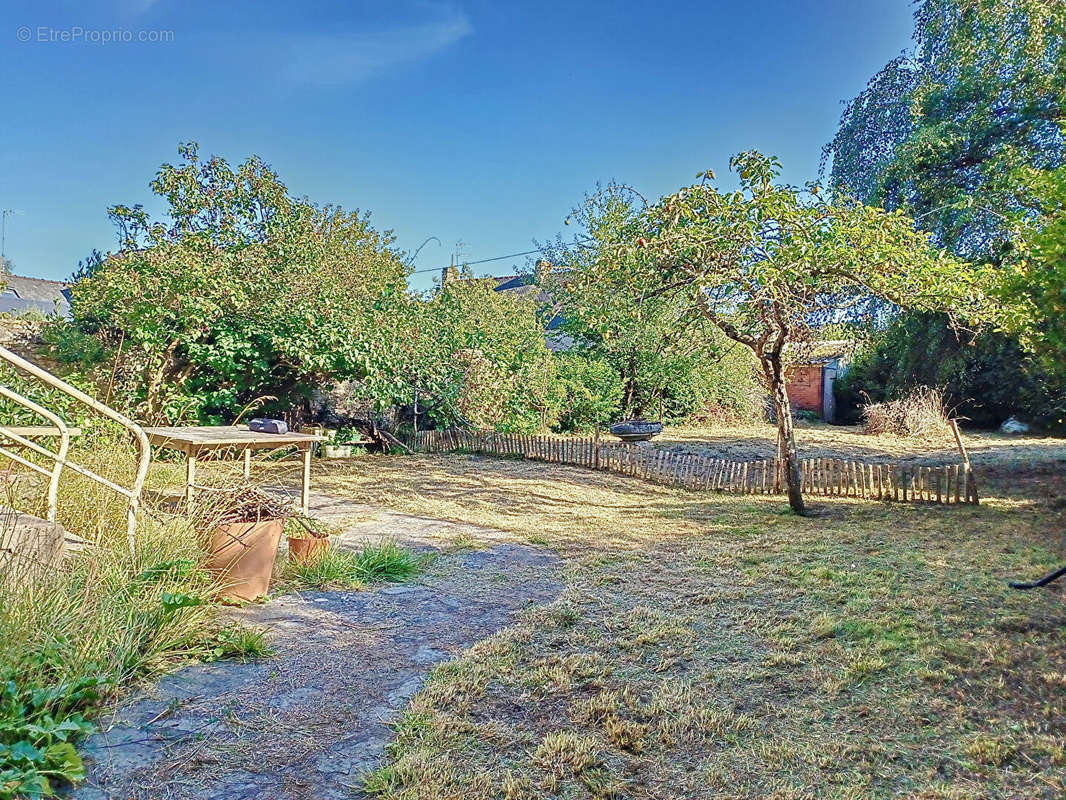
70;496;561;800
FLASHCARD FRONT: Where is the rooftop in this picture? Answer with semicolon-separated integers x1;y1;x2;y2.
0;273;73;318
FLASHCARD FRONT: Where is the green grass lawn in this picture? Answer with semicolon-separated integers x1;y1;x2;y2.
311;443;1066;799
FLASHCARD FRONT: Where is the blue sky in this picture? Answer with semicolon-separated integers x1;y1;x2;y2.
1;0;915;290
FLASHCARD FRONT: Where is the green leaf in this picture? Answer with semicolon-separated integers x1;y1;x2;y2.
9;740;44;764
44;742;85;782
160;592;205;613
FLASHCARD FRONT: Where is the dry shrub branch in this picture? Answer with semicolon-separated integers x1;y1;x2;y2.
862;387;949;437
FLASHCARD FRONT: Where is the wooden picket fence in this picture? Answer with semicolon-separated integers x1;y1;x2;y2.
409;429;978;505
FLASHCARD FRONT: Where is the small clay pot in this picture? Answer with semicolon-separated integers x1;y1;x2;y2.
288;535;329;565
204;518;284;602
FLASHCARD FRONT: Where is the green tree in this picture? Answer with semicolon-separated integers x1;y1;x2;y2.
824;0;1065;260
540;185;753;422
995;161;1066;429
71;143;409;423
1015;164;1066;355
588;152;1004;513
834;313;1061;428
822;0;1065;427
365;272;557;433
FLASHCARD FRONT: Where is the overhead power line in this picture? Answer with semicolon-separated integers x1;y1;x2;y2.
408;248;543;276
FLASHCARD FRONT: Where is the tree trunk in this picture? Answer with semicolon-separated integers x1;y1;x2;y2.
624;353;638;416
768;358;806;514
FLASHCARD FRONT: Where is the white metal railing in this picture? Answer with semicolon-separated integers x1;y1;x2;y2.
0;345;151;556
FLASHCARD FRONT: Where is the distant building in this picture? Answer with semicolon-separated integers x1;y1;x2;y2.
0;274;72;319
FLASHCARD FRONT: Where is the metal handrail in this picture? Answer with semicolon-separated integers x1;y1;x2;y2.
0;345;151;556
0;386;70;523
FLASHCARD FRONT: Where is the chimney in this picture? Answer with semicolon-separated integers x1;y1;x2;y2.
535;259;552;283
441;265;459;284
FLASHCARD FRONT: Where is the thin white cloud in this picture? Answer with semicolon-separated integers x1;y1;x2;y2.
121;0;161;16
285;10;472;87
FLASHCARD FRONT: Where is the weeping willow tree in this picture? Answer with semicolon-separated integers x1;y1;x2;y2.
824;0;1065;260
822;0;1066;428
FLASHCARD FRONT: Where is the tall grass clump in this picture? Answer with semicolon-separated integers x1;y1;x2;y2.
861;387;949;437
0;430;217;798
282;540;418;590
353;540;419;582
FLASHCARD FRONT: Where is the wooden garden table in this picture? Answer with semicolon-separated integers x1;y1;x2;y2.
143;426;325;513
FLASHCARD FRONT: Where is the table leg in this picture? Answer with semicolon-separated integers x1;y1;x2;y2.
243;448;251;479
301;446;312;514
186;448;197;507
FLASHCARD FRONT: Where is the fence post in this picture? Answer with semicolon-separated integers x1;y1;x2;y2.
949;419;978;505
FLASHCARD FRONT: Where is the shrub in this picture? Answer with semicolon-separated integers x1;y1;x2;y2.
348;272;558;434
545;336;759;432
65;142;409;424
676;343;761;423
551;353;623;432
835;312;1066;430
861;386;948;436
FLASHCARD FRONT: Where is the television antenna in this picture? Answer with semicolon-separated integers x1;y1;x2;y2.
1;209;24;263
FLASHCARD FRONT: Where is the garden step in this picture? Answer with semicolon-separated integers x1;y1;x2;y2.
0;506;90;581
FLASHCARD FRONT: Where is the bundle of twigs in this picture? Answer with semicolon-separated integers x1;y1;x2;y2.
351;417;412;454
189;483;296;532
862;387;948;437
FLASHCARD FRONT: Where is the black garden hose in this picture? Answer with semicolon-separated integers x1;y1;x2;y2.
1009;565;1066;590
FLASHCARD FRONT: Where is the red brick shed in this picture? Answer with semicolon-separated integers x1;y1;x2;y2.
786;347;850;422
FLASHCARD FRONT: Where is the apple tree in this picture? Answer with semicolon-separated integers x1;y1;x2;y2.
590;151;1006;513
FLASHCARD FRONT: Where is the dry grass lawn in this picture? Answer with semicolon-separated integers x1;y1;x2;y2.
657;420;1066;468
298;424;1066;799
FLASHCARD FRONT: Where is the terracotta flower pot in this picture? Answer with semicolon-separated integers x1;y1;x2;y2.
204;517;284;602
288;535;329;565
